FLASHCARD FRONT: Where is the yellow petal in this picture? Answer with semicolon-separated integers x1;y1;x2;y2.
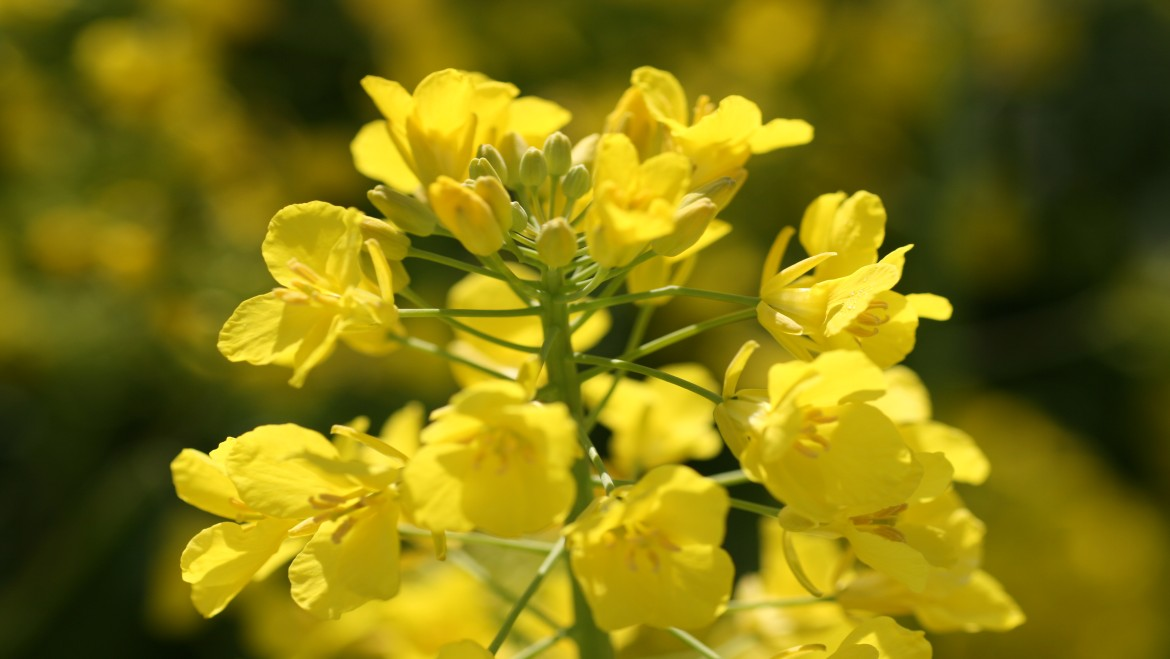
217;292;336;370
845;526;930;593
351;120;420;192
224;424;359;519
915;569;1025;632
631;65;689;126
750;117;814;153
361;75;413;126
461;453;576;537
171;446;251;520
798;350;887;407
870;366;932;425
822;264;902;337
263;201;366;289
506;96;572;146
412;68;476;136
906;293;953;321
180;518;295;617
289;498;401;619
799;191;886;281
831;617;931;659
428;176;504;256
904;422;989;485
402;442;474;532
628;465;729;546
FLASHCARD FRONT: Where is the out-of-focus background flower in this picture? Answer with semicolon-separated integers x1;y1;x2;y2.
2;0;1169;656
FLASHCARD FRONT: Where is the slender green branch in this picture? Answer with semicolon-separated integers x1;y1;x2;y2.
728;498;783;518
667;628;722;659
448;550;561;629
512;629;570;659
489;538;566;653
572;353;723;405
398;526;555;554
578;308;756;383
400;289;540;354
583;305;655;435
706;469;751;487
723;595;837;612
483;253;538;304
568;274;628;333
406;247;501;280
387;334;511;381
398;307;543;319
569;286;758;312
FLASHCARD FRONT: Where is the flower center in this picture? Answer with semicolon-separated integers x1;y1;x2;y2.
603;522;681;573
845;299;889;339
793;406;838;458
849;503;908;543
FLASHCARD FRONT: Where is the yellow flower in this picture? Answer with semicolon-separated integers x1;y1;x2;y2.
426;175;511;256
756;192;952;367
403;380;581;537
610;66;813;188
564;465;734;631
822;617;932;659
174;413;419;618
582;363;722;477
352;68;570;192
870;366;989;485
217;202;405;387
837;492;1024;633
584;133;691;267
445;269;610;387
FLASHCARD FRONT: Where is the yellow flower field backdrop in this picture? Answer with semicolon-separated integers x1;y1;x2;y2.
2;0;1169;657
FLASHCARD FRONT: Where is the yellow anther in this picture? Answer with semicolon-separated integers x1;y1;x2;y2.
287;258;325;284
846;325;879;338
273;288;310;304
330;517;356;544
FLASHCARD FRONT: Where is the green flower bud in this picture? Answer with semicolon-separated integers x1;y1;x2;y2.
518;147;548;188
469;157;501;181
536;217;577;268
510;201;529;232
477;144;509;185
543;132;572;177
561;164;591;200
497;132;528;187
368;185;438;236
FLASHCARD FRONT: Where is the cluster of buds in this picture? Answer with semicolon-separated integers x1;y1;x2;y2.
174;67;1021;658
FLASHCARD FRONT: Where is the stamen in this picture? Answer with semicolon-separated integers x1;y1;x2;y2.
273;288;310;304
331;517;356;544
287;258;324;285
846;325;879;338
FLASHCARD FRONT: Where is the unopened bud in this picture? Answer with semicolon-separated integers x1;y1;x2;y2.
473;176;513;232
469;157;500;181
518;147;548;188
543;132;572;177
561;164;591;200
652;198;718;257
683;172;745;211
428;176;503;256
536;217;577;268
497;132;529;187
368;185;438;236
360;217;410;260
478;144;509;183
510;201;529;232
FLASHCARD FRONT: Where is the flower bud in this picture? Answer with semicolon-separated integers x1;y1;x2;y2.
561;164;591;200
469;157;501;181
653;197;717;257
510;201;529;232
477;144;509;184
359;217;411;261
428;176;503;256
682;172;745;212
543;132;572;177
536;217;577;268
518;147;548;188
368;185;438;236
473;176;514;232
497;132;528;187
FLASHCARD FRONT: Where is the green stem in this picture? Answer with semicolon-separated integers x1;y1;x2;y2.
577;308;755;383
583;305;654;435
538;269;615;658
447;551;561;630
398;307;542;319
484;253;538;304
728;498;783;518
400;289;540;354
512;629;569;659
488;538;567;653
572;354;723;405
406;246;501;280
398;527;554;554
706;469;751;487
569;286;758;312
667;628;722;659
387;334;510;381
723;595;837;612
568;274;627;333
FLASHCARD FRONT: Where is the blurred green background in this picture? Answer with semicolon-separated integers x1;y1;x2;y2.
2;0;1170;656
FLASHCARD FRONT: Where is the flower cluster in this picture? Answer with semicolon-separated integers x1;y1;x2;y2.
172;66;1020;657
